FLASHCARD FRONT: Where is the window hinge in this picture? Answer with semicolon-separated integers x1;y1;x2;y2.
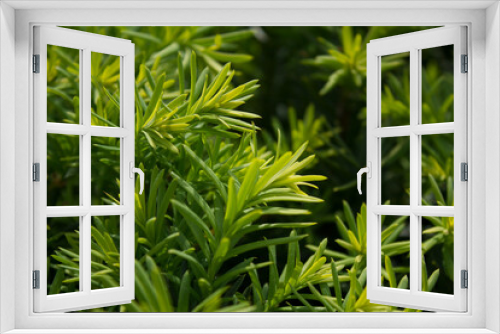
461;54;468;73
33;163;40;182
33;270;40;289
461;162;468;181
461;270;468;289
33;54;40;73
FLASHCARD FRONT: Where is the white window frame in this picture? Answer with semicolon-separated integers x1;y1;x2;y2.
366;26;467;312
33;26;136;313
1;1;499;333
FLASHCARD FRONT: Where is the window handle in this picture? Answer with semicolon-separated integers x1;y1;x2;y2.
130;162;145;195
357;162;371;195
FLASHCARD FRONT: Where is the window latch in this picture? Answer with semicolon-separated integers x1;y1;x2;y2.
357;162;372;195
130;162;144;194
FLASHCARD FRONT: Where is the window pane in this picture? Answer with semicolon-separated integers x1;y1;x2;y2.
382;136;410;205
47;45;80;124
421;133;454;206
421;216;454;295
381;52;410;127
91;137;121;205
91;52;120;127
91;216;121;290
381;215;410;289
421;45;454;124
47;134;80;206
47;217;80;295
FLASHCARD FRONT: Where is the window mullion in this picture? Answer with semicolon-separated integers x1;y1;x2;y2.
82;48;92;294
409;47;420;294
373;205;455;217
90;126;128;138
78;48;85;292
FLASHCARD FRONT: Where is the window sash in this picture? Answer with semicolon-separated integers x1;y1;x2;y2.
33;26;136;313
366;26;468;312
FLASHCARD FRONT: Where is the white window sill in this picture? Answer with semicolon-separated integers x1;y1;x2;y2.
4;329;498;334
